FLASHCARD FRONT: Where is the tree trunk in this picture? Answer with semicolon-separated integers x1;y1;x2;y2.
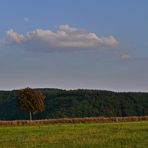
30;112;32;120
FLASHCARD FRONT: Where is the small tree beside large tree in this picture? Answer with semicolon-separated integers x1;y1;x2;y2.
16;87;45;120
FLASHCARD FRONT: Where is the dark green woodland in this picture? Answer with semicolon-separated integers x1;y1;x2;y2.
0;89;147;120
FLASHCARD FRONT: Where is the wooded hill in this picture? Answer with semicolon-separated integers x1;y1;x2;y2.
0;89;147;120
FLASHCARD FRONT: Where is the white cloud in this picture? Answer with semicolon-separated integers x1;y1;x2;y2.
7;29;25;43
0;25;118;52
121;53;131;60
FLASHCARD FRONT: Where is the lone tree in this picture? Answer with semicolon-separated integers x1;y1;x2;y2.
16;87;45;120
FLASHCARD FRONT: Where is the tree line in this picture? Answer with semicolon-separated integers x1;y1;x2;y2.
0;88;147;120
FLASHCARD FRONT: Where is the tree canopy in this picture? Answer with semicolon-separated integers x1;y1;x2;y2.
16;88;45;119
0;89;147;120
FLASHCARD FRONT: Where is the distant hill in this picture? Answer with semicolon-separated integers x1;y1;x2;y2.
0;89;148;120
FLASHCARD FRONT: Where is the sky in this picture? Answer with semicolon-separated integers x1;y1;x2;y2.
0;0;148;91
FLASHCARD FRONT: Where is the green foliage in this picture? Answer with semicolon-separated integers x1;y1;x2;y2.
0;89;147;120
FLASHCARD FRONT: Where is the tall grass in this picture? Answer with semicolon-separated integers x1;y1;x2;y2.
0;116;148;125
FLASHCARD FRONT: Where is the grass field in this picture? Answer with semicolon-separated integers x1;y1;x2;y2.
0;121;147;148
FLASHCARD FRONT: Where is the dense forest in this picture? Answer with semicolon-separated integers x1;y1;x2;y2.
0;89;148;120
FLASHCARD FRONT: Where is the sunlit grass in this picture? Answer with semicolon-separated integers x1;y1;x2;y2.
0;121;147;148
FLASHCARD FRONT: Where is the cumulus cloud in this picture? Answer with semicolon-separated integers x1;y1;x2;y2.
0;25;118;52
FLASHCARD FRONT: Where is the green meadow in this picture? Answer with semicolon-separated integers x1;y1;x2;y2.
0;121;147;148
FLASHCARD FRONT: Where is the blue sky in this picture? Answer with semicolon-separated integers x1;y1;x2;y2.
0;0;148;91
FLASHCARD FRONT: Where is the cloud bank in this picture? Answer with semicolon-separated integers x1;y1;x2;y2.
1;25;118;52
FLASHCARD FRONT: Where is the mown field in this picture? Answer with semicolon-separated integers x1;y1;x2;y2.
0;121;147;148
